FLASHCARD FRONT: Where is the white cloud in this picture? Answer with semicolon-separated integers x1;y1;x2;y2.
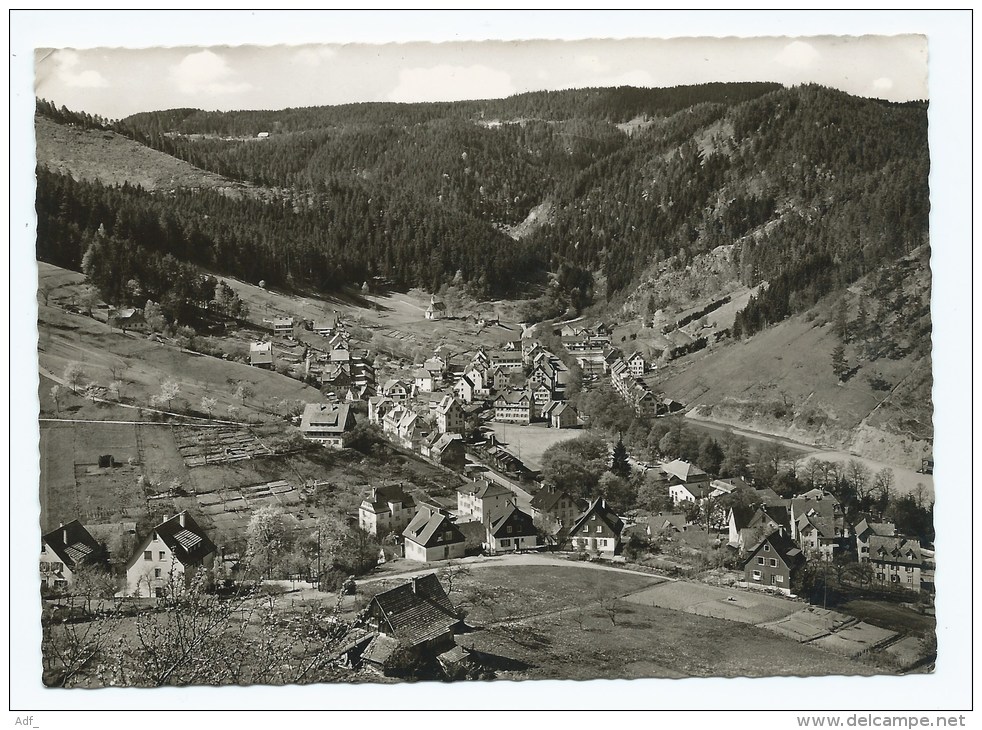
388;64;514;103
872;77;894;91
293;46;337;68
774;40;820;70
52;49;108;89
170;50;251;95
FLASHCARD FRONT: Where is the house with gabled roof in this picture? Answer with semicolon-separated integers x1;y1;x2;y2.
299;403;356;449
486;505;538;554
568;498;624;556
529;485;582;530
382;379;410;401
867;535;923;592
790;490;845;560
249;341;273;369
41;520;103;591
425;433;466;470
434;395;464;435
363;573;461;673
402;507;466;563
457;477;515;525
493;390;535;424
542;400;578;429
854;518;897;562
626;351;647;377
360;484;417;538
123;512;217;598
413;368;435;394
741;531;805;595
728;504;787;551
270;317;294;336
424;295;446;321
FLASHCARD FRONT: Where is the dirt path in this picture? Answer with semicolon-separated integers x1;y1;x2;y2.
686;412;933;499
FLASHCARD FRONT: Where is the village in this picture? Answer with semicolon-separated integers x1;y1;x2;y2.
38;282;936;684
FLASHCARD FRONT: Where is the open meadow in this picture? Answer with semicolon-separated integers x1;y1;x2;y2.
486;422;585;471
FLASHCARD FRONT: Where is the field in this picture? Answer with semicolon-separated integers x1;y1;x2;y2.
35;116;253;194
351;564;877;680
624;579;801;625
486;422;585;471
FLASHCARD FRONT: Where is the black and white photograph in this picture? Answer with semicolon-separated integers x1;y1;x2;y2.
9;8;973;721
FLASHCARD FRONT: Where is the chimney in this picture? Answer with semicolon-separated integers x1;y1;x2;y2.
411;576;420;594
63;527;68;545
179;513;186;528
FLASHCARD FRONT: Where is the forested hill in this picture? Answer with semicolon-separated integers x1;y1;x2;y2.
36;83;929;321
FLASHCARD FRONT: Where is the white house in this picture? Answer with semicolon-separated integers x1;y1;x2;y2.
434;395;465;435
402;506;465;562
457;478;515;525
123;512;216;598
299;403;357;448
424;295;446;321
486;505;538;554
359;484;416;538
41;520;101;591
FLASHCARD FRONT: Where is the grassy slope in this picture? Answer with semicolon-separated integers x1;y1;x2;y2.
35;116;253;193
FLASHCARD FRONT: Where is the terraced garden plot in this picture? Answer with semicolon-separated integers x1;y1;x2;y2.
811;622;898;657
759;607;855;642
173;426;273;467
623;580;800;624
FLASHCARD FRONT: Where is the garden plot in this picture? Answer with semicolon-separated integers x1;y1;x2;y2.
73;461;146;524
174;426;273;467
623;580;800;625
811;622;898;657
759;607;856;643
197;480;301;515
880;635;933;669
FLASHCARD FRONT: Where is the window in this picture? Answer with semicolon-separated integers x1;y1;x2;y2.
144;551;152;561
154;568;162;578
906;566;914;573
763;544;770;552
506;526;513;534
159;551;166;561
752;570;761;580
757;557;765;565
596;525;602;533
769;558;778;567
41;543;46;553
891;574;899;583
501;539;510;547
775;575;784;583
770;575;776;585
444;531;453;541
907;576;913;584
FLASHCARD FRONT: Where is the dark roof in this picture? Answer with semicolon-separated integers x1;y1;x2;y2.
300;403;354;434
530;486;572;513
742;531;804;569
362;484;415;514
568;498;624;539
361;634;401;665
149;512;217;566
369;573;459;646
487;505;536;539
730;504;757;530
42;520;101;569
869;535;922;566
458;477;512;500
403;510;465;548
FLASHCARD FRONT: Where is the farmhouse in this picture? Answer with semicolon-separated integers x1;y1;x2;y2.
41;520;102;591
568;498;624;556
363;574;461;674
486;505;538;554
402;507;466;563
299;403;356;449
359;484;416;538
854;518;897;561
123;512;217;598
107;307;145;332
249;341;273;369
741;531;805;596
626;351;647;377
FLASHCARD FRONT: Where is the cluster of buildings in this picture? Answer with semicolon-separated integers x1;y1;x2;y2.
41;512;217;599
638;457;929;596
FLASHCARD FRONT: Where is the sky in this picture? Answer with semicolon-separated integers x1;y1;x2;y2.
34;34;928;120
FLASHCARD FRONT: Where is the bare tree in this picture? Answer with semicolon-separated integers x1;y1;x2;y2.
64;361;85;394
50;384;62;414
594;584;621;626
438;559;472;604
